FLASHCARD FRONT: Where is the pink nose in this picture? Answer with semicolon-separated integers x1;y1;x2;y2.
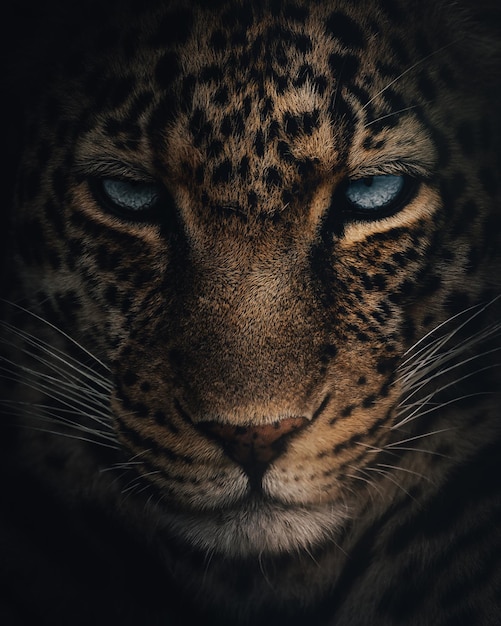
199;416;309;469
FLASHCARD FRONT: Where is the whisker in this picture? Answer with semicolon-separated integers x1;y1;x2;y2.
386;428;455;445
399;321;501;387
399;296;501;369
16;423;120;450
376;463;433;484
363;105;419;128
0;300;110;371
0;366;112;424
0;321;111;393
396;369;501;430
364;466;415;500
361;41;457;111
399;347;501;408
0;399;114;435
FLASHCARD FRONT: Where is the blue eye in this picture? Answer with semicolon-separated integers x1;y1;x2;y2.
344;175;406;212
100;179;162;212
90;177;173;222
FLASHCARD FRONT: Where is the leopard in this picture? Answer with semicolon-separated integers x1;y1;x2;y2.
1;0;501;624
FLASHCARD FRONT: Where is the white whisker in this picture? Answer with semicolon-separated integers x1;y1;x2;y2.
363;105;419;128
0;299;110;371
361;41;457;111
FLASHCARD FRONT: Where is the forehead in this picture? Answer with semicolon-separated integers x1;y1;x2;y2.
68;0;446;209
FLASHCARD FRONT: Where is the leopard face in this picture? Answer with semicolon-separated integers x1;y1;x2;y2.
3;0;501;620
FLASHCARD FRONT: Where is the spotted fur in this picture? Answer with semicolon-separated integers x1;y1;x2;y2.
1;1;501;624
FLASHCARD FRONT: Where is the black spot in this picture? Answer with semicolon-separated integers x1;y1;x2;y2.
122;370;138;387
154;410;166;425
309;74;327;97
254;130;265;157
247;191;258;208
341;404;355;418
210;29;227;51
376;61;400;79
189;108;212;145
199;64;224;83
281;189;294;205
274;74;289;94
302;110;320;135
213;86;229;106
325;12;366;49
381;89;407;124
284;112;300;137
293;33;312;54
268;120;280;139
208;140;223;158
277;140;294;162
356;331;370;343
297;158;316;178
233;111;245;135
243;96;252;118
293;63;314;88
334;92;362;134
274;39;289;68
320;343;338;365
328;52;360;82
220;114;233;137
212;160;233;184
238;156;250;179
362;394;376;408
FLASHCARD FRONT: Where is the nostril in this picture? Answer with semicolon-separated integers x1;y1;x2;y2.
198;416;309;469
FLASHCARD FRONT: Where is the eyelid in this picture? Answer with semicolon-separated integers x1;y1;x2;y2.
74;158;156;183
348;160;431;181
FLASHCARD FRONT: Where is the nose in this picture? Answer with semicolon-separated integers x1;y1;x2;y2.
198;416;309;487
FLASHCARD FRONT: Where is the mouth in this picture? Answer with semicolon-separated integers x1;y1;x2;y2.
155;494;349;558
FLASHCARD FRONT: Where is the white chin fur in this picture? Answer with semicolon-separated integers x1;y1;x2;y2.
160;500;349;558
